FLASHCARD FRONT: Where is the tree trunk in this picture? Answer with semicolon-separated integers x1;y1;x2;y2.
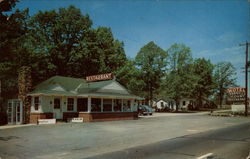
175;99;179;112
149;82;153;107
219;91;223;108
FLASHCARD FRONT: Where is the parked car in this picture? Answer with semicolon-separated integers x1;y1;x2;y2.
139;105;153;116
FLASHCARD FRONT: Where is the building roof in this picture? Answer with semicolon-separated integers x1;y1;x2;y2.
34;76;85;92
156;98;175;103
28;75;142;99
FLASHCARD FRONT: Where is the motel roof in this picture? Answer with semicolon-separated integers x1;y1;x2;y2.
28;76;143;99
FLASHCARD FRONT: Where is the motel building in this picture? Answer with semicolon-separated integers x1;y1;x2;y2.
7;73;143;124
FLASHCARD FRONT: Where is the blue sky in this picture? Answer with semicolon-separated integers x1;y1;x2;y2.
16;0;249;86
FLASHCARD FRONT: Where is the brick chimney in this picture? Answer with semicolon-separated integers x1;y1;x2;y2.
18;66;32;124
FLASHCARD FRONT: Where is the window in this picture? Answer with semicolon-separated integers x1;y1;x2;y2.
123;100;131;112
7;102;12;122
161;102;164;107
103;99;112;112
91;98;101;112
113;99;122;112
183;101;186;106
54;98;60;109
77;98;87;112
190;100;193;105
34;97;39;110
67;98;74;111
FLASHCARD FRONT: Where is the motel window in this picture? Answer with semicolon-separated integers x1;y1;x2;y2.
34;97;39;110
54;98;61;109
123;99;131;112
103;99;112;112
113;99;122;112
91;98;101;112
183;101;186;106
67;98;74;111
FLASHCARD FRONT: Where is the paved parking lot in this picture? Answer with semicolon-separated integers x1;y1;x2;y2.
0;113;249;159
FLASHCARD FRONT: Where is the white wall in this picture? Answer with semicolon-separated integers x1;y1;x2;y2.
179;98;193;109
156;100;168;109
231;105;248;112
41;96;53;112
31;96;78;113
131;99;138;112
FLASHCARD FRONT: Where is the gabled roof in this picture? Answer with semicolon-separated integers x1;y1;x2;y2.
34;76;85;92
156;98;175;103
28;75;142;99
77;80;114;94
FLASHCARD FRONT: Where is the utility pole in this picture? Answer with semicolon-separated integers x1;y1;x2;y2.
240;41;250;116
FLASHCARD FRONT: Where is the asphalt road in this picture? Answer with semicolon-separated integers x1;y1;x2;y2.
0;113;249;159
87;123;250;159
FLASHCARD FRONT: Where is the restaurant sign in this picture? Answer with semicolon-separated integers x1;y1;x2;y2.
86;73;113;82
227;87;245;102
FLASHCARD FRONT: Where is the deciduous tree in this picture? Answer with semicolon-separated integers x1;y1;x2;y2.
162;43;193;111
213;62;237;107
135;41;168;105
191;58;214;108
115;59;146;97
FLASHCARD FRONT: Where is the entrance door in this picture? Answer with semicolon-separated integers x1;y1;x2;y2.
53;98;62;119
7;99;23;124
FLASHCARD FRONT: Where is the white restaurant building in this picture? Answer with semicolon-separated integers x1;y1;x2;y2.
24;74;142;123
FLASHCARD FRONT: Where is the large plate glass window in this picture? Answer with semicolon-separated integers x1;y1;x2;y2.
103;99;112;112
123;99;131;112
113;99;122;112
91;98;101;112
77;98;87;112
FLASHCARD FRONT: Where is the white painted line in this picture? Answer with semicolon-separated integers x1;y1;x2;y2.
196;153;214;159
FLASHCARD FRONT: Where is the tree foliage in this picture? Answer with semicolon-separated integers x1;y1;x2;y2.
27;6;126;82
135;41;168;104
162;43;193;111
213;62;237;106
191;58;214;107
115;59;146;97
0;5;127;102
0;0;29;98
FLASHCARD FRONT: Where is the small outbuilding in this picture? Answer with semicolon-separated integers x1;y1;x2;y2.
155;98;175;111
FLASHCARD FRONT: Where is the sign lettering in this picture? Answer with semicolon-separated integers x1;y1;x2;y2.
86;73;113;82
227;87;246;102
